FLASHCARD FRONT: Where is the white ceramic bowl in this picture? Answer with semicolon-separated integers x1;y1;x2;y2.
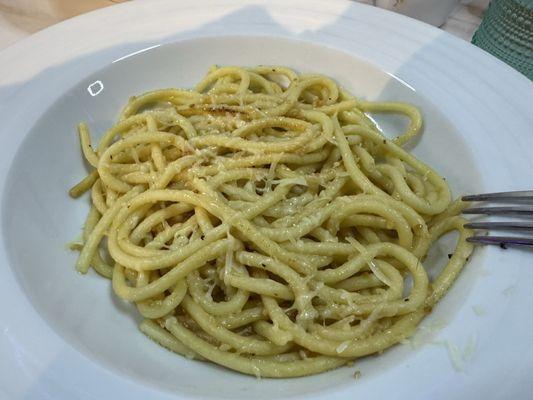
1;1;532;399
2;35;482;398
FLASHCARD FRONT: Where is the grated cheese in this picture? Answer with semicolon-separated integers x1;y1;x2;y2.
472;305;485;316
346;237;392;287
336;340;351;354
445;340;463;371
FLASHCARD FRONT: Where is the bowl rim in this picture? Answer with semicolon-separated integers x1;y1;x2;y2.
0;1;532;399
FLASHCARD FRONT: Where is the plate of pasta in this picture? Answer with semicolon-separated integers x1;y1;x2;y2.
0;1;532;400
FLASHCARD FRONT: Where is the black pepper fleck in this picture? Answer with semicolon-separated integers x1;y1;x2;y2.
500;242;508;250
404;298;409;302
447;253;453;259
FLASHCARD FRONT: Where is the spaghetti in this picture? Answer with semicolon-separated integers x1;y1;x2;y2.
69;66;474;378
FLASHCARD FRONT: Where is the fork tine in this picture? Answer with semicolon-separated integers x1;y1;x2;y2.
464;221;533;230
462;190;533;203
463;191;533;248
467;236;533;248
462;206;533;216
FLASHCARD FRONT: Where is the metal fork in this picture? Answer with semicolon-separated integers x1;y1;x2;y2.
462;190;533;248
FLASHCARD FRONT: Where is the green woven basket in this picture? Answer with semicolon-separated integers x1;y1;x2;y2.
472;0;533;80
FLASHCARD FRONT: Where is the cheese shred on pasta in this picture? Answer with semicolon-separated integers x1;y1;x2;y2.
69;66;474;378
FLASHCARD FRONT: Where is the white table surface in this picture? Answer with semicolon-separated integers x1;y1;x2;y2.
0;0;488;50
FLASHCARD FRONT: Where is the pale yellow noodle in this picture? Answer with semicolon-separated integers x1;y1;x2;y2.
69;65;474;378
